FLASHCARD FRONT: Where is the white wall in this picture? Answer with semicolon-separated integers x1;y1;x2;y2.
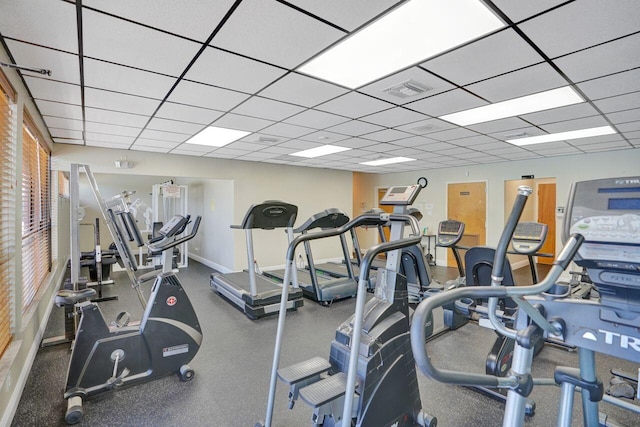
373;148;640;267
52;144;354;270
179;177;234;272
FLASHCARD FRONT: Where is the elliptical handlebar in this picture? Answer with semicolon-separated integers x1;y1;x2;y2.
409;186;585;390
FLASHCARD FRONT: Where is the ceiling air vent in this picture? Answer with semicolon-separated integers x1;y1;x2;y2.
383;79;432;99
411;124;440;133
256;136;280;144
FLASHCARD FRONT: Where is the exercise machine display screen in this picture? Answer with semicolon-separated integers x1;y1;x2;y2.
563;177;640;307
437;220;464;246
380;184;421;206
511;222;547;255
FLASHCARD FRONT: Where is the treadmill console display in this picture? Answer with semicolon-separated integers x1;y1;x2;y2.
380;184;421;206
563;177;640;308
159;215;186;237
511;222;547;255
437;220;465;246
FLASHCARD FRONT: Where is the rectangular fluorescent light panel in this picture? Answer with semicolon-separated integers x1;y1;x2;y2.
290;144;352;158
360;157;416;166
507;125;616;146
440;86;584;126
298;0;503;89
185;126;250;147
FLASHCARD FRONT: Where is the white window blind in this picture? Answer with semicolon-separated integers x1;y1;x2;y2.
0;70;16;357
21;113;51;312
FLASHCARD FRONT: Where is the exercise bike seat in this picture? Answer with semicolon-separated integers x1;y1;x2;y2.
55;288;97;307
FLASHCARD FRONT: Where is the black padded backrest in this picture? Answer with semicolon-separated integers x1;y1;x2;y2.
400;244;431;287
293;208;349;232
465;246;516;310
236;201;298;230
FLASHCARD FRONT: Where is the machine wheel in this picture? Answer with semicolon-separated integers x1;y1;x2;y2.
179;365;195;381
65;396;83;425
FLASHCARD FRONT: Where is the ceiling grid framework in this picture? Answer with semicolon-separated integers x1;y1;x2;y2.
0;0;637;173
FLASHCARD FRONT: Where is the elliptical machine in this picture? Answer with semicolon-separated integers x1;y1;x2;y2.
56;213;202;424
259;179;436;427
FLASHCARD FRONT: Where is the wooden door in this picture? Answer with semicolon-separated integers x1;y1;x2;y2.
377;188;393;243
537;183;556;265
447;182;486;268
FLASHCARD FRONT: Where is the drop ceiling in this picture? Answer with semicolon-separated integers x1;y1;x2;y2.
1;0;638;174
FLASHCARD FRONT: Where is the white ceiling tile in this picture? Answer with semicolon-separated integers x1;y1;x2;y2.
466;117;530;134
360;107;427;128
284;109;349;129
212;113;274;132
201;152;235;158
0;0;77;52
540;115;610;133
23;76;81;104
85;132;134;144
569;135;626;146
406;89;487;117
578;69;640;101
224;141;265;151
357;67;455;105
361;129;411;143
631;139;640;147
174;143;215;153
277;140;321;150
212;0;344;68
83;9;201;75
231;97;306;121
429;127;480;141
325;120;384;136
483;146;526;155
86;141;130;149
85;108;150;128
168;80;249;111
435;147;476;156
519;0;640;58
240;134;287;145
555;34;640;83
155;102;225;124
499;152;543;160
579;141;632;152
392;136;439;148
531;146;583;156
238;151;281;160
53;139;83;145
287;0;402;31
260;146;295;155
212;147;251;157
259;73;349;107
185;47;287;94
85;122;140;136
605;109;640;125
35;100;83;120
49;128;82;139
131;145;171;154
316;92;393;118
362;143;395;153
138;129;189;142
623;130;640;140
5;40;79;84
465;63;567;102
417;141;457;151
298;131;350;144
423;29;544;86
394;118;456;135
452;135;501;146
146;117;205;134
84;88;161;115
83;0;237;42
490;0;567;23
519;103;600;126
333;138;377;149
386;146;426;157
42;116;83;132
472;141;513;151
259;123;314;138
595;92;640;113
132;139;180;149
83;59;177;98
616;121;640;133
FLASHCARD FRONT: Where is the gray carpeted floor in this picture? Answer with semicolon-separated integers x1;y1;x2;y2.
10;261;640;426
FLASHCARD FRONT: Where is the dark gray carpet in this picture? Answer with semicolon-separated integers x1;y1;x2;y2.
11;262;640;426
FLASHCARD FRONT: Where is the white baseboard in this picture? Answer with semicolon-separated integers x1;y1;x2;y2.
188;253;233;274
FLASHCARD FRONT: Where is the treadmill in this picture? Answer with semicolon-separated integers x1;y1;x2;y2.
264;208;358;305
210;201;304;319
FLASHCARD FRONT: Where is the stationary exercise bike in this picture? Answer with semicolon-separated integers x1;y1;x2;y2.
56;213;202;424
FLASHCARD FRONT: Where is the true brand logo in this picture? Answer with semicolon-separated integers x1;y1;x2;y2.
614;179;640;185
582;329;640;352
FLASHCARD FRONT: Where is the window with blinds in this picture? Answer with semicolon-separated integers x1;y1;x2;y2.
21;112;51;312
0;70;16;357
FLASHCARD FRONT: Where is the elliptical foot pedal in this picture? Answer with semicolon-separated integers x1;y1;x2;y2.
277;357;331;385
299;372;348;408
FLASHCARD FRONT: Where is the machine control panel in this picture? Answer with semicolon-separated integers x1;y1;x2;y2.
380;184;422;206
159;215;187;237
437;220;465;247
511;222;548;255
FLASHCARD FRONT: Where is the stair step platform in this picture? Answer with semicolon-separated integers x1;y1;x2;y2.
278;357;331;385
299;372;348;408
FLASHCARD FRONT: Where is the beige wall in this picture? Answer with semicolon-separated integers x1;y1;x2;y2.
371;148;640;269
52;144;354;270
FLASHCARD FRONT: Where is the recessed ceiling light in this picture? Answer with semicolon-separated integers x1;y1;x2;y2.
290;144;352;158
506;125;616;146
360;157;416;166
440;86;584;126
298;0;503;89
185;126;250;147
